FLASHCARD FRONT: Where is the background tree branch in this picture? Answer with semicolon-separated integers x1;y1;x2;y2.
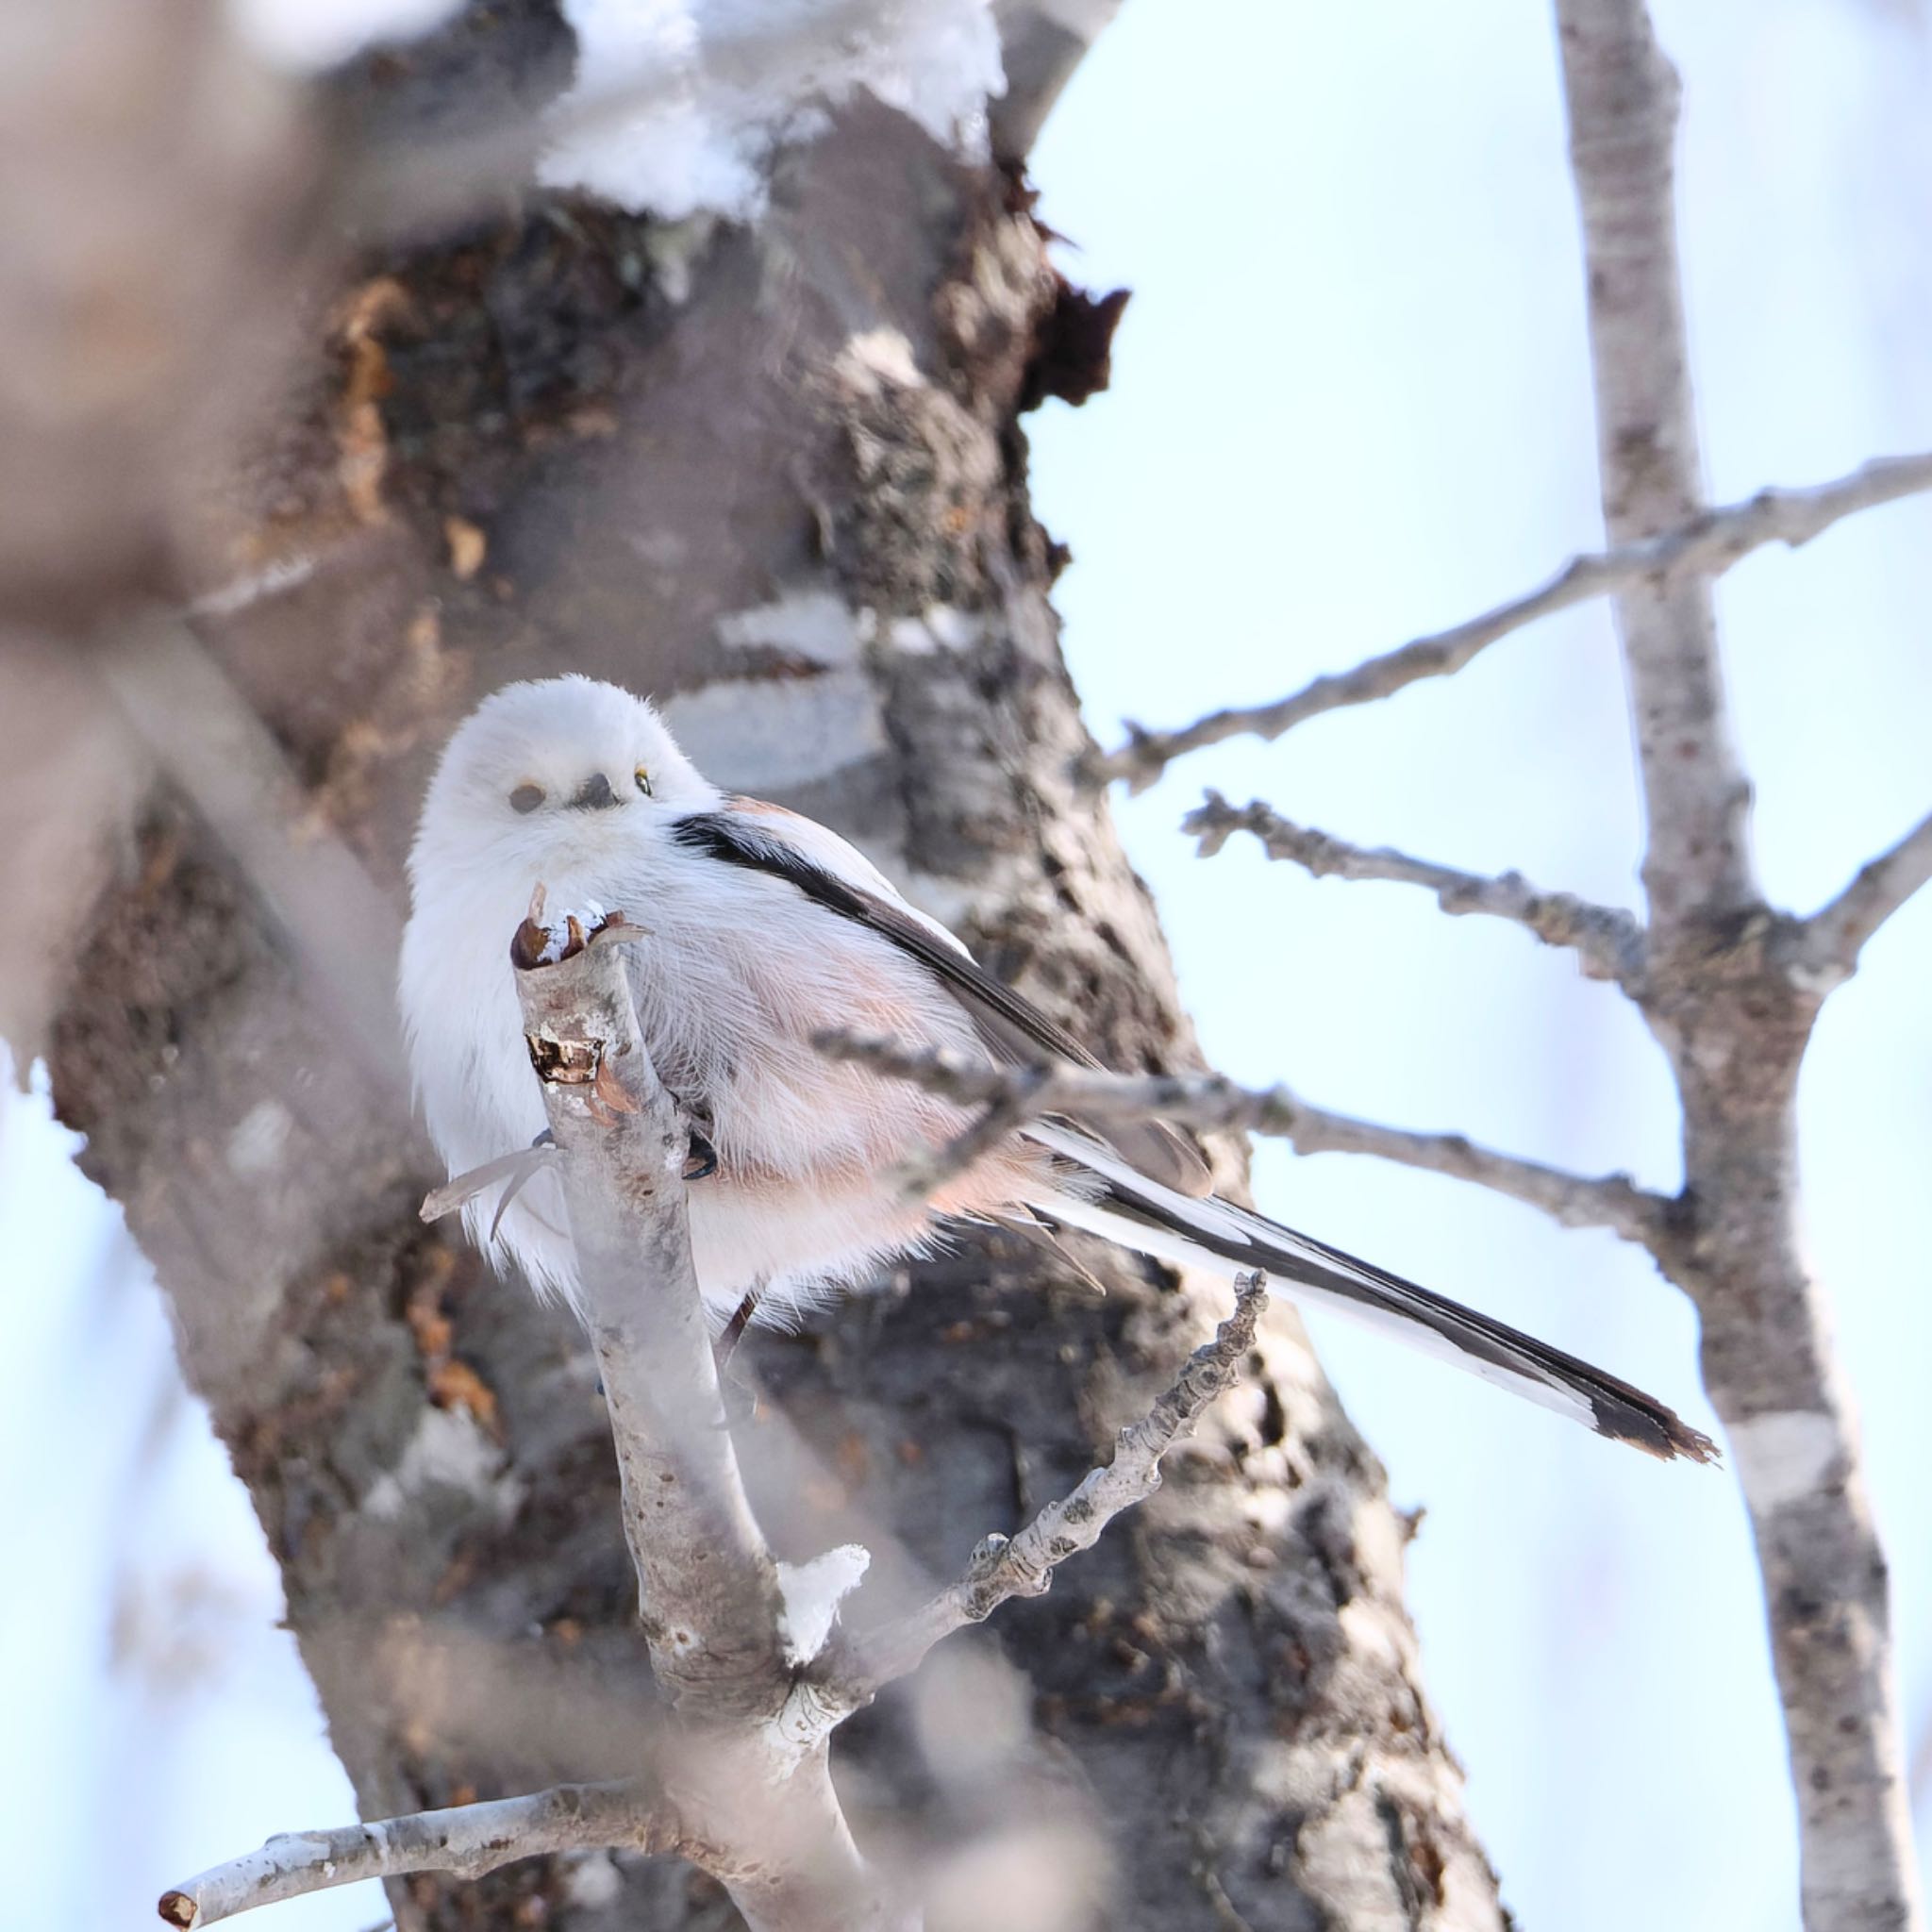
1183;789;1646;985
1091;449;1932;794
1555;7;1918;1929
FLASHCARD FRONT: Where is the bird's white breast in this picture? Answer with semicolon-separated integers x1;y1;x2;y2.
400;819;1011;1324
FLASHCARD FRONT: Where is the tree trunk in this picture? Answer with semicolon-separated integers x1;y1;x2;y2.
42;12;1504;1927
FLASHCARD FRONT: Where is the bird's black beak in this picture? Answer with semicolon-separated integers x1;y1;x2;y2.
570;772;620;810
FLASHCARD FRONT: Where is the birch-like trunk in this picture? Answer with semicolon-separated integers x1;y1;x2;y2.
32;10;1502;1927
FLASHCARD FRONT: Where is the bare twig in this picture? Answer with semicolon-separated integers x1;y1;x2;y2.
809;1273;1268;1717
1090;449;1932;793
1557;7;1923;1930
157;1783;673;1928
1797;808;1932;981
1184;790;1646;985
814;1033;1675;1253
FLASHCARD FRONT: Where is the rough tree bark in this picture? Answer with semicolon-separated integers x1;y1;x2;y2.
30;6;1504;1928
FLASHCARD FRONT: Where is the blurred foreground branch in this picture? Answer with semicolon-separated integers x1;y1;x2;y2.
815;1033;1675;1252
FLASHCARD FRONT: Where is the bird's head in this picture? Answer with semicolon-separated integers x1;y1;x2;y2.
410;675;715;883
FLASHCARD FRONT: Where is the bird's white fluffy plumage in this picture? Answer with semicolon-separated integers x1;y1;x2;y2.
401;675;1044;1325
401;675;1714;1462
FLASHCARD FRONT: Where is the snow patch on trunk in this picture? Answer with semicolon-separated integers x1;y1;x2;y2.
776;1542;870;1664
540;0;1005;220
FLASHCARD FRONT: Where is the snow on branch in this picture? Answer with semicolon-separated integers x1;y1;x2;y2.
158;1782;674;1928
538;0;1004;222
1796;808;1932;981
348;0;1001;241
814;1033;1676;1253
1090;449;1932;793
808;1272;1269;1719
1184;790;1646;986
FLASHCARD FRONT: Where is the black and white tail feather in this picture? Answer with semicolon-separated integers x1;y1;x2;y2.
1024;1121;1718;1465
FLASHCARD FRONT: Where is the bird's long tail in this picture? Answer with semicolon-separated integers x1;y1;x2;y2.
1022;1121;1716;1464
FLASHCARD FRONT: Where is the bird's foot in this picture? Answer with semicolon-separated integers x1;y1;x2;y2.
683;1127;719;1181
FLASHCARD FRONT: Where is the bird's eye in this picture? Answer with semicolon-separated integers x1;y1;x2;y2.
634;765;653;797
508;783;545;814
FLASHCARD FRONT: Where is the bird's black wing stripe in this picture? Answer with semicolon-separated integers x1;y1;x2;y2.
673;809;1211;1194
673;810;1109;1068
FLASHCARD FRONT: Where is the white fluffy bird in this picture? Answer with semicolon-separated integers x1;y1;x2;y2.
401;675;1714;1463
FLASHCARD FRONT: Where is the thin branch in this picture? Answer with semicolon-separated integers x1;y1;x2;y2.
813;1033;1675;1254
1796;808;1932;980
158;1783;673;1929
1089;449;1932;793
808;1273;1268;1718
890;1064;1051;1203
1184;789;1646;985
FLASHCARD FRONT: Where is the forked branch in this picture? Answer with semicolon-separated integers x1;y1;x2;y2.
164;912;1282;1931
